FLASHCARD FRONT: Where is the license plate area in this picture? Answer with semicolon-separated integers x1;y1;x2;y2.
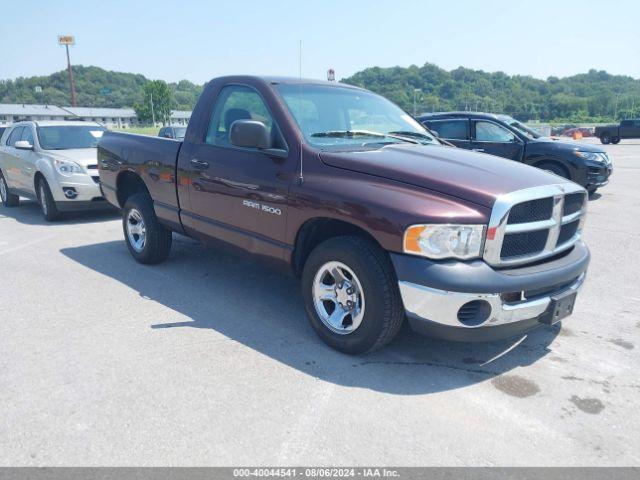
540;290;577;325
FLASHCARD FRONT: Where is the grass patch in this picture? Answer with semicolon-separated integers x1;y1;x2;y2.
111;127;160;136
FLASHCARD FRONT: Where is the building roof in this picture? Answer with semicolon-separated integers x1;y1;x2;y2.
12;120;104;127
61;107;137;118
0;104;70;116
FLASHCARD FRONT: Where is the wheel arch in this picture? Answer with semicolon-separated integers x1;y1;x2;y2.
116;170;150;208
533;159;573;181
291;217;384;277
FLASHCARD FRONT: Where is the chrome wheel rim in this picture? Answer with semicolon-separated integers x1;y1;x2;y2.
312;261;365;335
126;209;147;253
0;177;6;202
39;183;48;215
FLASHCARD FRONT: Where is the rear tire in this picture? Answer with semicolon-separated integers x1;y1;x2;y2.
122;193;172;264
36;177;61;221
0;171;19;207
301;236;404;354
600;135;611;145
538;162;570;180
611;137;620;144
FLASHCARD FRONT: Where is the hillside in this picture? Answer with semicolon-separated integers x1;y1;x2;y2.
342;63;640;122
2;63;640;122
0;65;201;111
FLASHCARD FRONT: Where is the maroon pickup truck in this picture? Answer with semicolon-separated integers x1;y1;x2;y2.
98;76;590;354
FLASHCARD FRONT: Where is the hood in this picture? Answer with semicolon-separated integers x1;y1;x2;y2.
319;144;567;208
529;137;604;153
47;148;99;169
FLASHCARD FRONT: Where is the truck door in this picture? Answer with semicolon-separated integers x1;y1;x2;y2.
619;120;633;139
423;119;471;149
181;84;293;257
631;120;640;139
471;120;524;161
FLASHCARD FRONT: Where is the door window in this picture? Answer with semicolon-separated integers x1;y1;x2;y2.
427;119;469;140
475;121;516;142
21;127;35;146
6;127;24;146
205;85;276;147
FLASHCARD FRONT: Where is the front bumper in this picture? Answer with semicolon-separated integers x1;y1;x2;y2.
392;241;590;342
585;161;613;188
51;174;104;203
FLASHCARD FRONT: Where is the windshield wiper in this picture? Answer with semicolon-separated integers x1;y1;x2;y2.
310;130;419;144
388;130;436;142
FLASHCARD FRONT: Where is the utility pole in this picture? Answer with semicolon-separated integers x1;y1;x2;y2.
413;88;421;116
150;91;156;126
58;36;77;107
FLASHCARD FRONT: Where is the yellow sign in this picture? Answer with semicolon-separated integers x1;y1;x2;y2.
58;35;75;46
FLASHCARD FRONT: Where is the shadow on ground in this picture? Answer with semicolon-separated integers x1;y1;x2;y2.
61;236;560;395
0;200;119;226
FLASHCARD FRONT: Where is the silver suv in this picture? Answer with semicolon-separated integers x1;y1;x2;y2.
0;121;112;221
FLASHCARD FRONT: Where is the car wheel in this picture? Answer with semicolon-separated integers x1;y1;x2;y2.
122;193;172;264
611;137;620;144
538;162;570;180
36;177;61;221
600;135;610;144
301;236;404;354
587;187;598;196
0;171;19;207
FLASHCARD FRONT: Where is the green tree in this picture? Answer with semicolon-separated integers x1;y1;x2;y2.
134;80;173;125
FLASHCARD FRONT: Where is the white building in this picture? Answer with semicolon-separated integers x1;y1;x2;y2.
0;104;192;128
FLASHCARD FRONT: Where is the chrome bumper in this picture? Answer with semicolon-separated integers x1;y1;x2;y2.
399;273;585;329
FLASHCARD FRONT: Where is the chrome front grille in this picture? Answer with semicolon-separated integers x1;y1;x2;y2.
483;183;587;267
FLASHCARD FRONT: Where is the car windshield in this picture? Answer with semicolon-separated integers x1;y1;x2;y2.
275;84;438;149
37;125;106;150
174;127;187;139
503;117;541;139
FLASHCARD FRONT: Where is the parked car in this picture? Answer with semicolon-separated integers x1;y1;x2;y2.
158;126;187;140
563;127;594;138
595;119;640;144
98;76;590;354
0;121;112;220
419;112;612;195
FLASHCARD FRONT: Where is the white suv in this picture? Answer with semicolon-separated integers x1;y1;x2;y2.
0;121;112;221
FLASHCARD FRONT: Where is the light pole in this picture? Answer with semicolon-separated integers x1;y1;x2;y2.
58;36;78;107
413;88;421;116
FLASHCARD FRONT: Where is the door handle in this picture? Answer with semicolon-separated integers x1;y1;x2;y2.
472;148;485;152
190;158;209;169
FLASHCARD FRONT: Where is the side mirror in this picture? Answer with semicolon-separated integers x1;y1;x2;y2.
229;120;270;149
14;140;33;150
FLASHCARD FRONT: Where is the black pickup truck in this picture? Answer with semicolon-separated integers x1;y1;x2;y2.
97;76;590;354
595;119;640;144
419;112;612;195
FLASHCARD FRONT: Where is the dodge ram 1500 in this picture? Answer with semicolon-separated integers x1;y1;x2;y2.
98;76;590;354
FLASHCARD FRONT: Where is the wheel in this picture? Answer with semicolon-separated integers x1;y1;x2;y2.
0;171;19;207
587;187;598;196
538;162;570;180
36;177;61;221
122;193;172;264
301;236;404;354
600;135;610;145
611;137;620;144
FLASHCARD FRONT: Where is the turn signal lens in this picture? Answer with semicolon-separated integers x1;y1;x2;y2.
403;224;485;260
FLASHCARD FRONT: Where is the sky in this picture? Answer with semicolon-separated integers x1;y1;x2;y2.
1;0;639;84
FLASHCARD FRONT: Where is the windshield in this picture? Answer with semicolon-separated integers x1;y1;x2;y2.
174;127;187;139
503;117;541;139
37;125;106;150
276;84;438;149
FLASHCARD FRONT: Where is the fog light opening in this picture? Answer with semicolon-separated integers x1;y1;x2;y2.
457;300;492;326
63;187;78;199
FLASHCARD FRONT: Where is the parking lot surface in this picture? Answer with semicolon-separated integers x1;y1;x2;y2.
1;138;639;466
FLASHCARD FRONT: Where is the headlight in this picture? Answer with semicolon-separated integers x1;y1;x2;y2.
403;224;485;260
573;151;606;163
54;159;84;177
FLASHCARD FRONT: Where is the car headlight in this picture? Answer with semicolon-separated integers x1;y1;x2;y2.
403;224;485;260
54;159;85;177
573;151;606;163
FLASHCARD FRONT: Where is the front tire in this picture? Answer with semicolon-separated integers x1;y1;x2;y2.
302;236;404;354
0;171;19;207
122;193;172;264
600;135;611;144
36;177;61;221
